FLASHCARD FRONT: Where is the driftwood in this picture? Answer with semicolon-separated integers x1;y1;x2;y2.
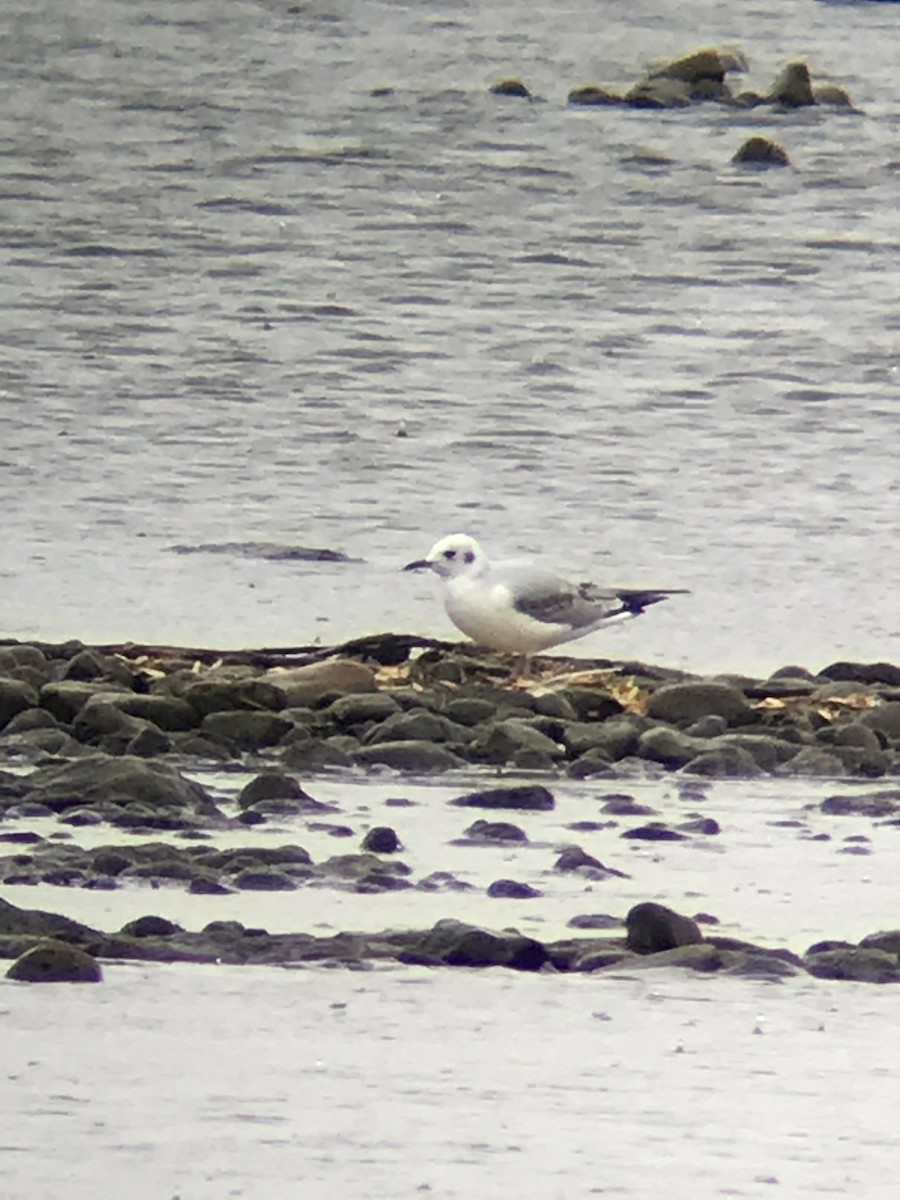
88;632;457;670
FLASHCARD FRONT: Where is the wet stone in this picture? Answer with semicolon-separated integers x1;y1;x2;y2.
361;826;401;853
626;902;703;954
487;879;542;899
450;784;555;811
456;819;528;846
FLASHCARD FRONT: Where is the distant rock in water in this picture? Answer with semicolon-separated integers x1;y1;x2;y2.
767;61;815;107
168;541;359;563
489;78;532;99
732;136;792;167
568;84;621;106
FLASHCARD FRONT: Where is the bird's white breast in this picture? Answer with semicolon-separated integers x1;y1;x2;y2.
444;576;568;654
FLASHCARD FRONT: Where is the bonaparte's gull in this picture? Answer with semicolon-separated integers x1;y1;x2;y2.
404;532;687;671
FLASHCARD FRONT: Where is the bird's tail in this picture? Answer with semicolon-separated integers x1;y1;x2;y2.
615;588;689;616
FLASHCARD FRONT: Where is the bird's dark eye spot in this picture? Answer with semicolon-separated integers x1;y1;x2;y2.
443;549;456;560
463;551;475;563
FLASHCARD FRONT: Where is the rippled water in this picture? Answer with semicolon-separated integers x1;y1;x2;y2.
1;0;898;673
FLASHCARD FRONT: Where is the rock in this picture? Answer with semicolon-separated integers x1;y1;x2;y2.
767;61;815;107
682;745;762;778
732;137;791;167
71;699;149;745
566;749;616;779
237;771;326;813
200;710;295;752
0;896;99;944
624;76;693;108
2;707;59;734
625;901;703;954
450;784;555;811
458;819;528;845
489;78;531;99
0;678;39;730
621;823;688;841
20;754;224;819
813;84;855;108
600;794;656;816
280;738;354;771
110;693;199;731
444;697;498;727
778;747;846;778
487;879;542;899
231;870;299;891
361;826;401;853
6;938;102;983
859;930;900;956
714;733;803;771
558;689;624;722
651;46;746;85
120;915;183;938
611;943;726;973
804;946;900;983
567;913;620;930
562;719;639;759
416;918;546;970
469;718;562;766
685;714;728;738
568;84;621;106
554;846;625;878
326;692;401;729
638;726;704;768
820;790;900;818
819;661;900;688
125;726;172;757
181;677;287;716
351;740;464;772
269;659;377;707
0;644;49;675
860;702;900;741
363;708;470;746
39;680;125;723
646;682;754;727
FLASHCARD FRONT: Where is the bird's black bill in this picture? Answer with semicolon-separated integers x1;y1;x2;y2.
403;558;432;572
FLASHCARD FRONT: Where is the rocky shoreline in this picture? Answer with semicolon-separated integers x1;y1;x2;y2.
2;636;899;780
3;893;899;986
2;635;899;985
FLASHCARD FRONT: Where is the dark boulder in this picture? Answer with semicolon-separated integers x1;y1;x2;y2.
450;784;555;811
6;939;102;983
646;682;754;727
625;901;703;954
351;740;464;772
487;879;542;899
361;826;401;853
416;918;546;970
19;754;225;819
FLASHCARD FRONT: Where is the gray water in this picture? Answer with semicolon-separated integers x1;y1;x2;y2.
1;0;898;672
2;2;900;1194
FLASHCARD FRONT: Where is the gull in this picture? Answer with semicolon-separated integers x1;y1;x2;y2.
404;532;687;675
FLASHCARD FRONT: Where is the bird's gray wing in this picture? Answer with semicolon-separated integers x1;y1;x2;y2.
498;564;625;630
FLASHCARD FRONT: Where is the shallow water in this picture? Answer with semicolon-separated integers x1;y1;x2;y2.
1;0;899;673
4;959;900;1200
1;772;897;949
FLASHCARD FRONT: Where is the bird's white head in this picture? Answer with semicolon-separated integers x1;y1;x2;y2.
404;533;487;580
